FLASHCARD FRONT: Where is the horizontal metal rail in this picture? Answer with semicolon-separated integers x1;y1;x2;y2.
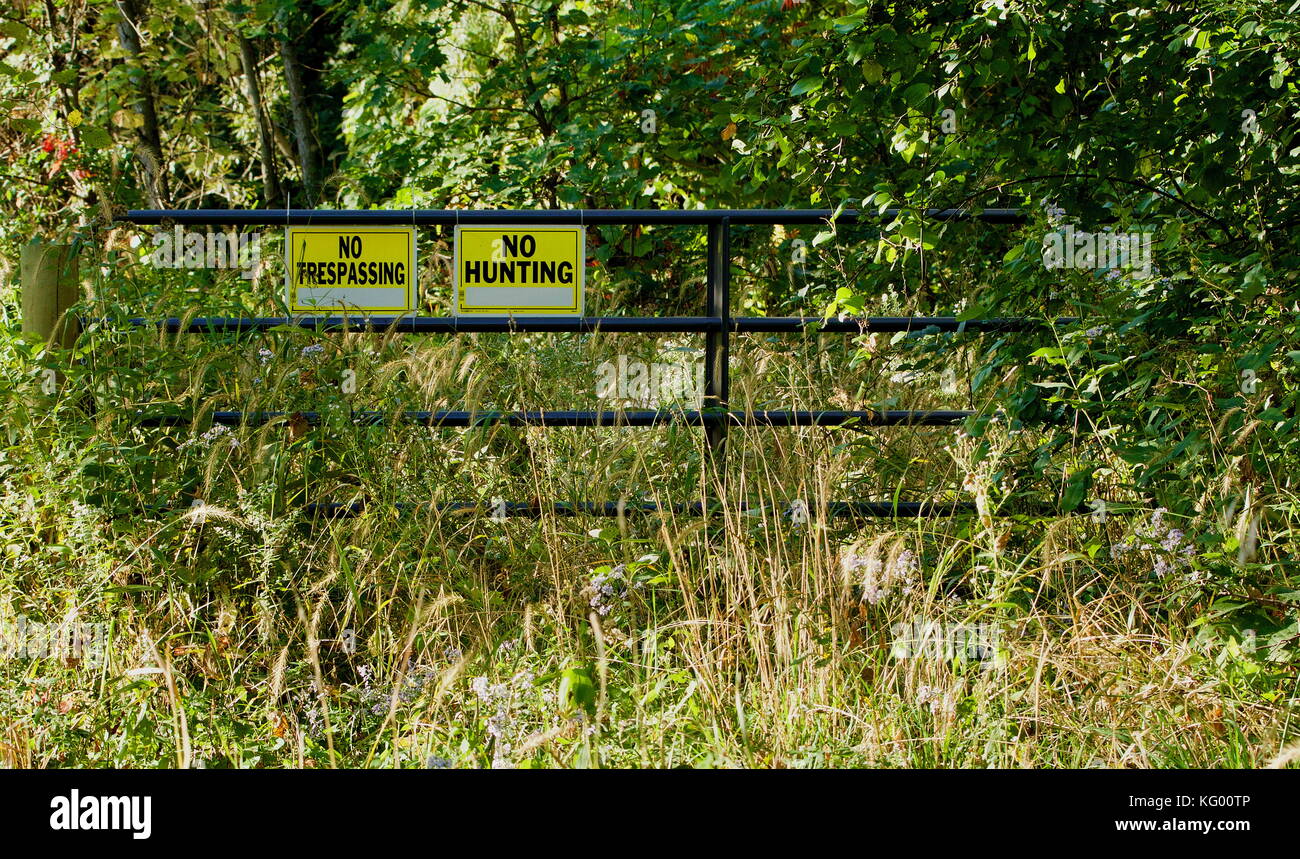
298;500;988;518
120;315;1073;335
120;207;1027;227
136;409;975;428
156;497;1094;518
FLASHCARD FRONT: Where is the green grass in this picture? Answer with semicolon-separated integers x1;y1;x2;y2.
0;260;1296;769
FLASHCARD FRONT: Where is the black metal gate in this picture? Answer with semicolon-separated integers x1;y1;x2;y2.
119;207;1059;520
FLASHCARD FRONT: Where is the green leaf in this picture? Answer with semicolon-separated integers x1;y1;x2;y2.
558;667;597;716
791;75;824;96
79;126;113;148
902;82;931;106
1062;467;1095;512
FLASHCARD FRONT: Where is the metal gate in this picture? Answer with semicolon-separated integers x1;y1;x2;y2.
119;207;1063;520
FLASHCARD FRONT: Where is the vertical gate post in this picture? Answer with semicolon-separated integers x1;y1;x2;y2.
703;218;731;508
21;239;81;348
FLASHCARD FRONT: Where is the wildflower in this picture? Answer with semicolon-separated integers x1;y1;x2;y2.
425;756;454;769
916;684;942;712
862;581;888;605
1161;529;1185;552
841;552;870;573
399;667;436;702
853;548;920;605
468;674;517;747
588;564;630;616
1112;506;1198;579
181;423;240;451
301;343;326;360
303;705;324;737
443;646;463;661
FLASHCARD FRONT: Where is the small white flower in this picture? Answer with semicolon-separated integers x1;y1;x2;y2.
587;564;630;616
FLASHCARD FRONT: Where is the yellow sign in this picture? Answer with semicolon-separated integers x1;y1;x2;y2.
454;225;585;316
286;226;416;313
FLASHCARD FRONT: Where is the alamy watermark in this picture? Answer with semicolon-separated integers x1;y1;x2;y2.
596;353;704;407
50;789;151;840
890;617;1004;670
1;615;106;666
1042;224;1153;276
144;226;261;280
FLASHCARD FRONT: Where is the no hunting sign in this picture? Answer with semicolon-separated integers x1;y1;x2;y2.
454;225;585;316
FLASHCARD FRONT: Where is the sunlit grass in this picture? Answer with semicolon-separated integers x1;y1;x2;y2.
0;261;1295;769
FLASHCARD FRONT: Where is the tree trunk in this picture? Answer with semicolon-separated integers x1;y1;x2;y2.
114;0;170;208
278;35;321;207
233;18;283;207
